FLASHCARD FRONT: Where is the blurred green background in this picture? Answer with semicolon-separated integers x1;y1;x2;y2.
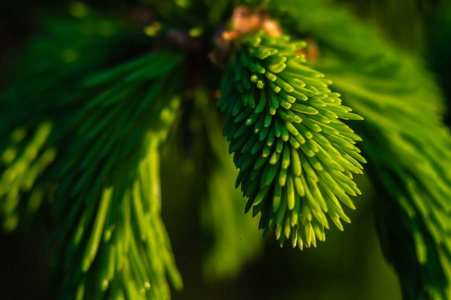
1;0;451;299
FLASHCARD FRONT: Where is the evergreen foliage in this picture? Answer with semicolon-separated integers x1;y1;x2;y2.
218;31;365;249
49;52;185;299
268;0;451;298
0;10;136;232
1;0;451;299
1;8;185;299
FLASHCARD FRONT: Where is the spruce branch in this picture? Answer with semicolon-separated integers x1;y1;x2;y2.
0;8;187;298
218;30;365;249
0;10;136;231
48;51;186;299
321;58;451;300
55;123;183;300
267;0;451;297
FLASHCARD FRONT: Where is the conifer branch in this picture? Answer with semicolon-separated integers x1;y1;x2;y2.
0;10;187;298
268;0;451;297
47;51;186;299
322;61;451;300
218;30;365;249
0;11;136;231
